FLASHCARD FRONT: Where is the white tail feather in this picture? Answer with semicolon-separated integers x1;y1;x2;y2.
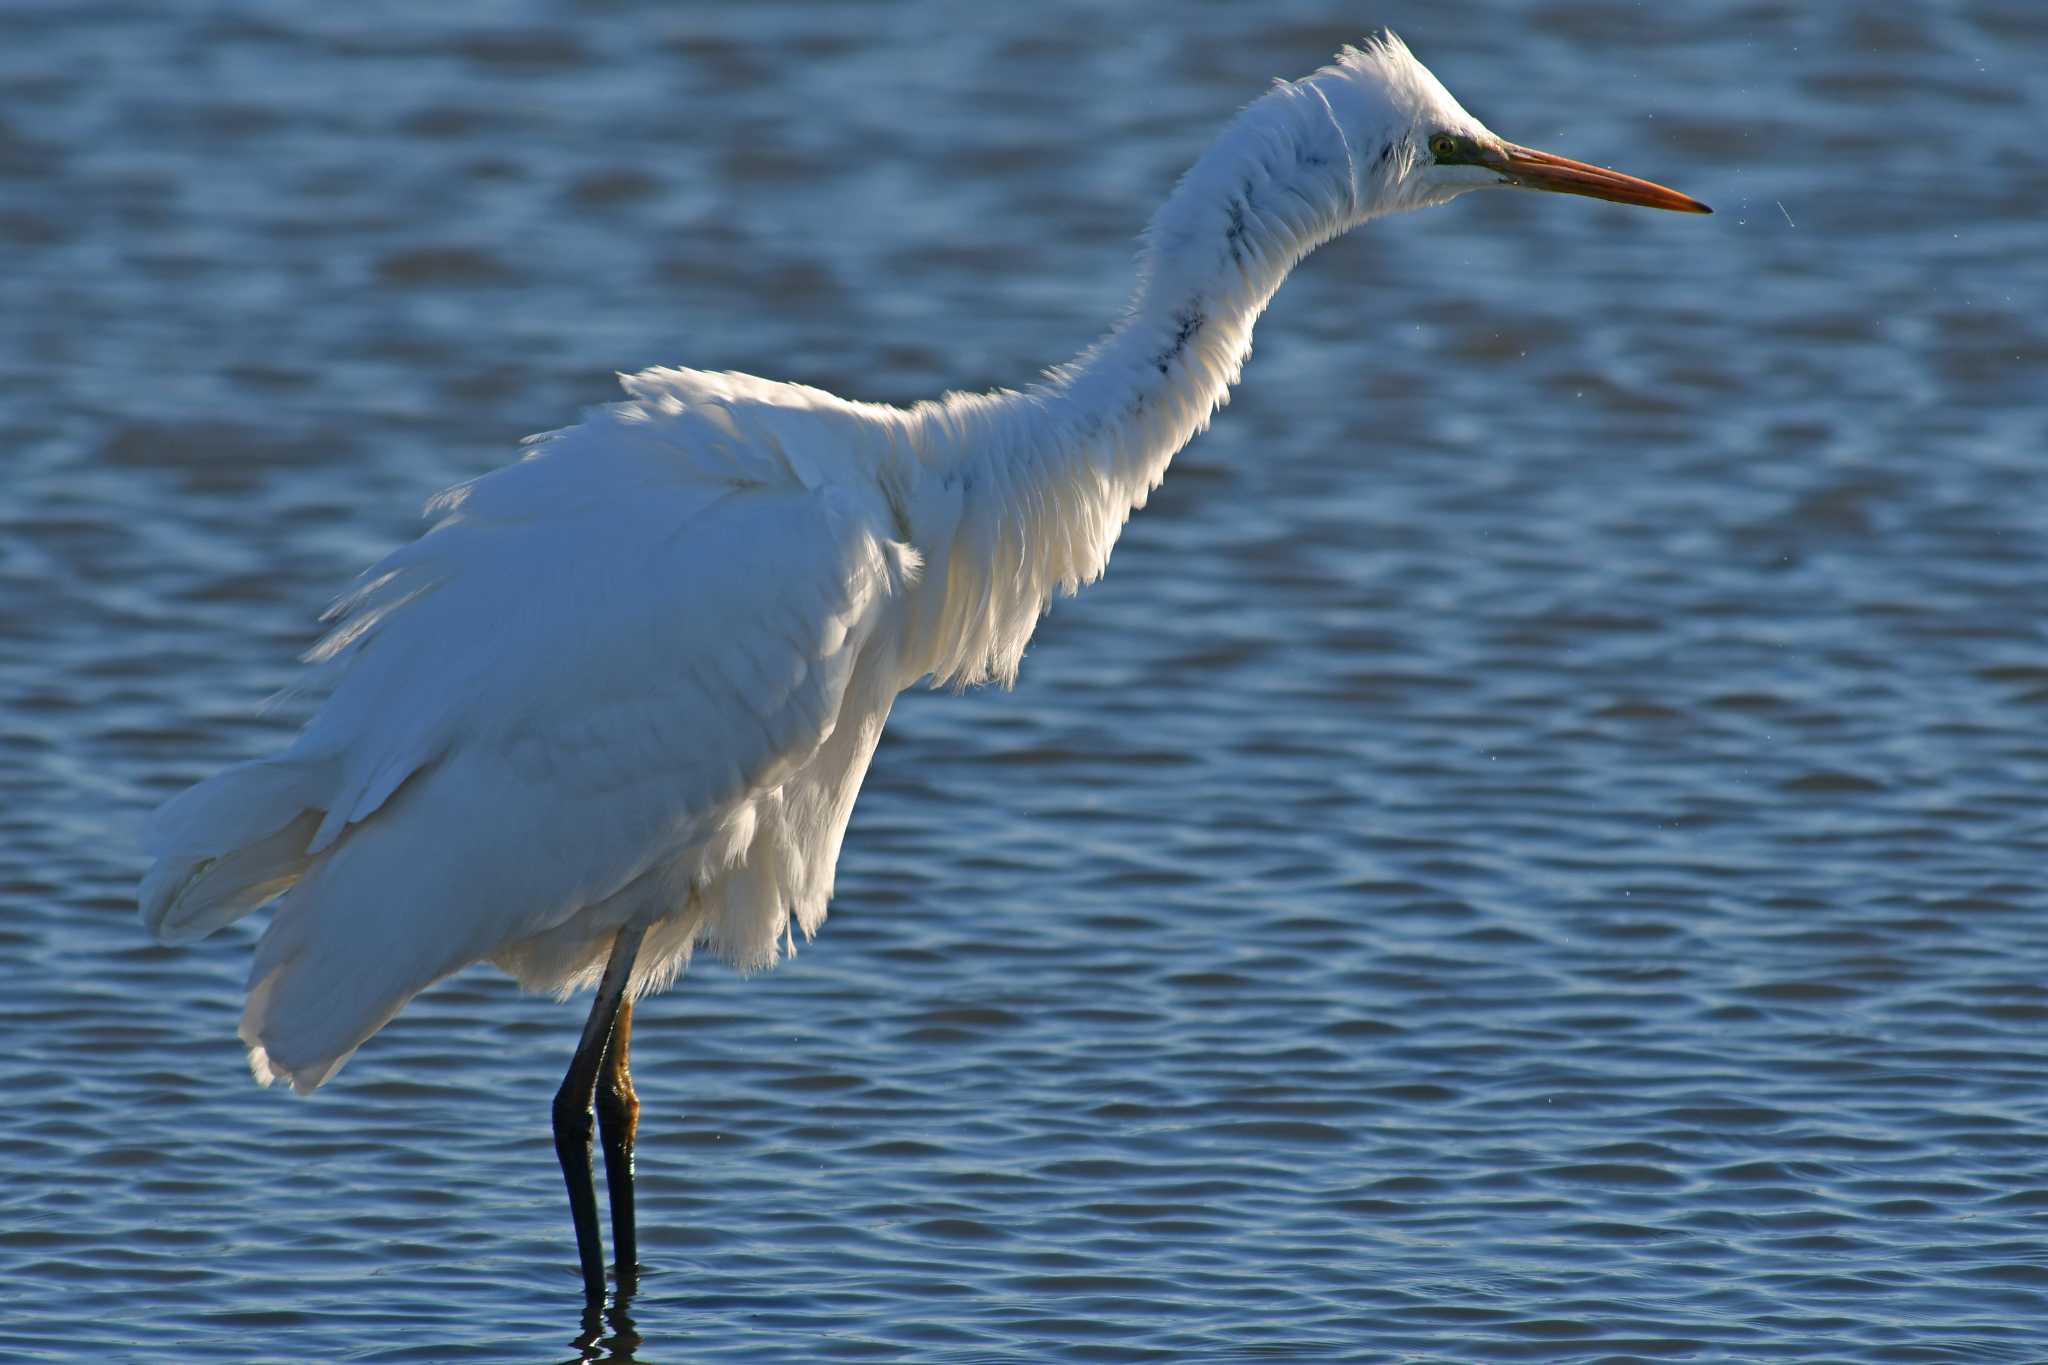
230;763;527;1093
146;755;334;856
140;758;337;944
141;810;323;944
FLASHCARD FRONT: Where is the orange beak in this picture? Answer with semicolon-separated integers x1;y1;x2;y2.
1484;143;1710;214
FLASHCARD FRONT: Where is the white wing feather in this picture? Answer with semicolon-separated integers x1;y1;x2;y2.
143;369;920;1090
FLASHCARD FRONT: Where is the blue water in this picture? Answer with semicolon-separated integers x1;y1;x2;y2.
5;3;2047;1361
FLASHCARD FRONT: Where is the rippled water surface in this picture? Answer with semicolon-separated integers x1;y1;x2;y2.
6;2;2048;1361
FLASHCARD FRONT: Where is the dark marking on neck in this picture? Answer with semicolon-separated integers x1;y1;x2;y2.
1223;191;1251;267
1152;304;1207;376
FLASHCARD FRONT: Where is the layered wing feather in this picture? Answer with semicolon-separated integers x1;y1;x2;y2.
142;368;920;1090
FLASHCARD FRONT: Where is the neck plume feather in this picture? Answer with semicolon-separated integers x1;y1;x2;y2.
900;72;1367;689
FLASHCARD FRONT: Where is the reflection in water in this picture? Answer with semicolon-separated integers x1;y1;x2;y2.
566;1286;646;1365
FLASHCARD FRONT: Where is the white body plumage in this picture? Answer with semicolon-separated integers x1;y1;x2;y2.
139;35;1695;1095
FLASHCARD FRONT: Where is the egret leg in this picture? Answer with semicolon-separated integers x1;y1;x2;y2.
594;996;641;1284
553;923;647;1301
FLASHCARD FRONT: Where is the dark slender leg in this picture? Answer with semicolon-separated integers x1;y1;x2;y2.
553;924;647;1301
594;997;641;1285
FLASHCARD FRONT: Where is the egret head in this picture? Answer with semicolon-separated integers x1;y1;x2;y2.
1325;32;1709;219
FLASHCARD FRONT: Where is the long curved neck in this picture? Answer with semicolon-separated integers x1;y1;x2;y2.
901;74;1369;688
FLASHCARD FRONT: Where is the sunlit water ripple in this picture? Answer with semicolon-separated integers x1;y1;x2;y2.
4;2;2047;1361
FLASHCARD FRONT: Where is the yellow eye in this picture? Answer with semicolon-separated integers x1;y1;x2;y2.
1430;134;1460;160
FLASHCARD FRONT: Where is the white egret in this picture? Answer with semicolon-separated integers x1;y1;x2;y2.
140;33;1707;1301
